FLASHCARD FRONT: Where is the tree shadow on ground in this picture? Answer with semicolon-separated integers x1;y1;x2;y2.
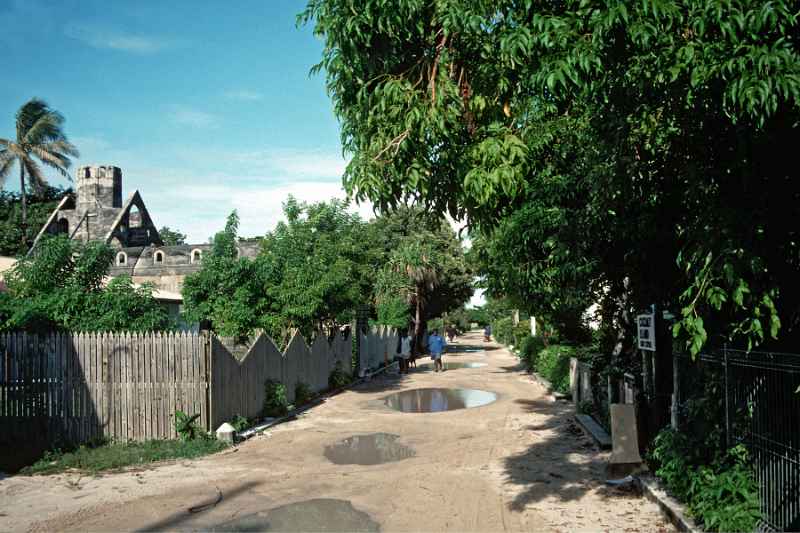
348;368;414;395
503;398;642;513
136;480;262;532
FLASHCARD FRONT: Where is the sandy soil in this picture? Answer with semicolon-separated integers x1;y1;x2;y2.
0;331;673;532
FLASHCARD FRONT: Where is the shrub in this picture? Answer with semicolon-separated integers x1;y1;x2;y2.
328;361;352;390
174;410;205;441
262;379;289;418
519;335;545;372
493;317;514;345
294;381;314;405
229;414;250;432
535;345;575;394
512;323;531;346
648;428;761;532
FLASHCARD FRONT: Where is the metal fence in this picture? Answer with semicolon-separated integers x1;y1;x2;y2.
675;348;800;531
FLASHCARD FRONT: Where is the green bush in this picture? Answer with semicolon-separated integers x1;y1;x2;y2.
535;345;575;394
519;335;545;372
174;410;205;441
649;428;761;532
328;361;352;390
229;414;250;432
512;323;530;346
262;379;289;418
294;381;314;405
493;317;514;345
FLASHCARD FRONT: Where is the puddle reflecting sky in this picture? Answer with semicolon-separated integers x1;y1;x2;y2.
324;433;415;465
383;388;497;413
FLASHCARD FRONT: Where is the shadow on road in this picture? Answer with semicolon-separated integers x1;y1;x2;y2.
503;396;641;513
137;480;262;532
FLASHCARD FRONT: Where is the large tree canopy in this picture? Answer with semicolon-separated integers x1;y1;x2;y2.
182;201;472;343
302;0;800;353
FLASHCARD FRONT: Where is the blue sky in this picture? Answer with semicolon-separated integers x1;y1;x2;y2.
0;0;368;242
1;0;483;306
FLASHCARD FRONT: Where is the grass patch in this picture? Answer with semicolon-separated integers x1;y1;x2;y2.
21;438;228;476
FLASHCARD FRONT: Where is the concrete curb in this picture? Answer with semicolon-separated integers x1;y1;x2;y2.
636;475;700;532
574;413;612;449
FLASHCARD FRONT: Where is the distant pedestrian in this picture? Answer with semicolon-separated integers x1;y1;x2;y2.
397;330;412;374
484;324;491;342
428;330;447;372
446;325;456;343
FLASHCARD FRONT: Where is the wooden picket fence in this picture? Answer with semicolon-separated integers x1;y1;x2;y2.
0;328;359;446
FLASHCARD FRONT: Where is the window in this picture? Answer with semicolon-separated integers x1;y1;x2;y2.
116;252;127;266
191;249;202;263
154;250;164;264
128;205;142;228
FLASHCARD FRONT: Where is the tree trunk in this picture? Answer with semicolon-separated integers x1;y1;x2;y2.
19;162;28;249
414;288;422;355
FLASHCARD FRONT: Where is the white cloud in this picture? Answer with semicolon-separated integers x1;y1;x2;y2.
138;176;372;243
223;89;263;102
168;107;218;128
232;149;348;180
65;23;171;54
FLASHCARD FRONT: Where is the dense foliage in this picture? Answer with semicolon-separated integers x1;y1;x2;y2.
183;201;472;344
158;226;187;246
0;235;171;332
0;187;68;256
301;0;800;356
649;429;761;532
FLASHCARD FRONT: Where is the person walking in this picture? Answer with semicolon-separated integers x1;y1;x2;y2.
397;330;412;374
428;329;447;372
484;324;492;342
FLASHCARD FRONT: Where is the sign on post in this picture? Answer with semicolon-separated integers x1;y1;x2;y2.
637;314;656;351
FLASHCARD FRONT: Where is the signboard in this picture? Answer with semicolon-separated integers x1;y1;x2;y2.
637;313;656;351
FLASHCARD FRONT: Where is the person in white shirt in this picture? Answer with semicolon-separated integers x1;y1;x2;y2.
397;330;412;374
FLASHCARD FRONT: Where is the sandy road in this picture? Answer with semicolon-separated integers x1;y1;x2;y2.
0;331;672;532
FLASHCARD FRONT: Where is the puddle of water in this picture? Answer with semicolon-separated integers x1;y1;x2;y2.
324;433;415;465
213;499;379;532
418;362;486;371
383;388;497;413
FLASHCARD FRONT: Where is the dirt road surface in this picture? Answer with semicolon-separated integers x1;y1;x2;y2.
0;331;672;532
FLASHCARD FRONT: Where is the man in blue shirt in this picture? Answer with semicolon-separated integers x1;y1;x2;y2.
428;330;447;372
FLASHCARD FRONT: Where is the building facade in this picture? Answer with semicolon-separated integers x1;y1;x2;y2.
34;165;260;294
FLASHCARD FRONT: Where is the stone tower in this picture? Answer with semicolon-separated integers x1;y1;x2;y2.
76;165;123;209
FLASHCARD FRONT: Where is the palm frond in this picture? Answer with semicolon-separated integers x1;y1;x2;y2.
24;112;66;145
0;151;16;188
30;145;74;175
15;98;50;141
23;158;47;194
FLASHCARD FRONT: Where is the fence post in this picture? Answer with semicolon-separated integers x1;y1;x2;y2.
723;343;730;448
205;332;213;432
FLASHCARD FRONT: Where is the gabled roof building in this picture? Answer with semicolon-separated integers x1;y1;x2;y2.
34;165;259;294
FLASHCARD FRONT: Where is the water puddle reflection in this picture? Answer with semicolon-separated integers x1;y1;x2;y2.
383;388;497;413
324;433;414;465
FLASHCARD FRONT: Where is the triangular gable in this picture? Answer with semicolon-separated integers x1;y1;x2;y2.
104;190;163;247
28;194;73;255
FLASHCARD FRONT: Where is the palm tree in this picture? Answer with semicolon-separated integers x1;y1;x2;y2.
0;98;79;247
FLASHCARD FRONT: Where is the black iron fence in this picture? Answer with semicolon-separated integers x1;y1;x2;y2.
675;348;800;531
